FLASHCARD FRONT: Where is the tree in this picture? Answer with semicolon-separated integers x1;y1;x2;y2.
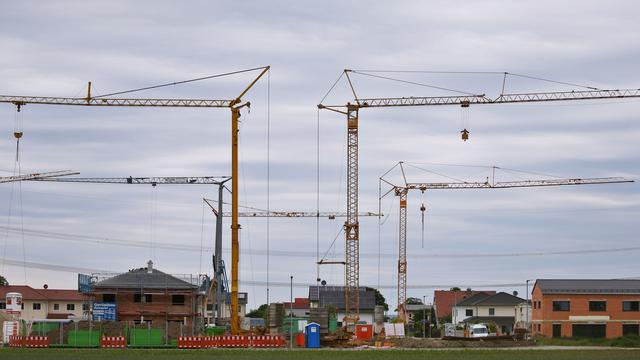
412;305;437;337
450;287;461;291
0;275;8;287
405;297;423;305
365;287;389;311
246;304;268;321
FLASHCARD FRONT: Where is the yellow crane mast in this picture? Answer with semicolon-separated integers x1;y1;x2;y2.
318;69;640;330
1;66;269;334
381;162;634;322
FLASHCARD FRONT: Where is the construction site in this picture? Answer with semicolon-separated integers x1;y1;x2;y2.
1;2;640;359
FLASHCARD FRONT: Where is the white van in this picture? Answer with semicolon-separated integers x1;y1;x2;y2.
469;324;489;338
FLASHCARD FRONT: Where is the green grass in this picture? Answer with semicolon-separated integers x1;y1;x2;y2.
536;335;640;348
1;349;640;360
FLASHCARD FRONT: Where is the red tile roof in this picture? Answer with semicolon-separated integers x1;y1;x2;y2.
433;290;496;320
0;285;86;301
283;297;310;309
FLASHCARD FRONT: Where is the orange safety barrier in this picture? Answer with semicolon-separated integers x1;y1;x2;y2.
100;336;126;349
9;335;50;348
177;334;286;349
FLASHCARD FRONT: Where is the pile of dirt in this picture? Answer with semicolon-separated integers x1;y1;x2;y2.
391;337;534;348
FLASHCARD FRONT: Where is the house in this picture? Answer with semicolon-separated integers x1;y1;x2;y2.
283;297;310;317
531;279;640;339
90;261;203;327
0;285;89;322
452;292;526;335
308;286;376;325
404;303;433;325
433;289;496;323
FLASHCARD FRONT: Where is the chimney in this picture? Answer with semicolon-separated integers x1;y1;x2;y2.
147;260;153;274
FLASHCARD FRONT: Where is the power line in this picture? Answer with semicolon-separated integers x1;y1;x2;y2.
2;225;638;259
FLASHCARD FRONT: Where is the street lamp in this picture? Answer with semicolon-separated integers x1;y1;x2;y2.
422;295;426;339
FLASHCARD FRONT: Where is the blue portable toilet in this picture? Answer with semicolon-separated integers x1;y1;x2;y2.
305;322;321;348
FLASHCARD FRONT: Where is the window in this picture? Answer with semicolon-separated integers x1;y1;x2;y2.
82;303;89;311
623;324;639;336
589;301;606;312
552;301;570;311
533;302;537;310
489;308;495;316
33;303;41;310
553;324;562;338
465;309;473;317
572;324;606;338
103;294;116;303
134;293;152;303
0;302;5;310
623;301;639;312
53;304;59;311
206;304;213;311
537;324;541;332
67;304;75;311
172;295;185;305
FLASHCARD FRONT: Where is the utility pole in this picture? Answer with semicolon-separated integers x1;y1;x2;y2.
290;275;293;350
526;279;532;339
422;295;426;339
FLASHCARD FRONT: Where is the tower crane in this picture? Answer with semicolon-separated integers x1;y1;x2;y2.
2;66;269;334
28;175;232;326
380;162;634;322
0;170;78;183
318;69;640;329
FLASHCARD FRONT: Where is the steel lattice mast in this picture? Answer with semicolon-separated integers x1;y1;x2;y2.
318;69;640;330
1;66;269;334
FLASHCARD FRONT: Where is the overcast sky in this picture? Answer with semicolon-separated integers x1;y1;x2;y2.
1;0;639;312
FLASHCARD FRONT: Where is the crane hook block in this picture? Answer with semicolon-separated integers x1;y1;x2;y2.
14;132;23;139
461;129;469;141
420;204;426;212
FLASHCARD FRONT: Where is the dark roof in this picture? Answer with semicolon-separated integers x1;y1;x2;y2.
535;279;640;294
433;290;496;319
456;292;525;307
455;293;492;306
93;267;198;290
308;286;376;311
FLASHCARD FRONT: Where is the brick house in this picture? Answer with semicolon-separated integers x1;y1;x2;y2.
531;279;640;339
308;286;376;325
90;261;203;327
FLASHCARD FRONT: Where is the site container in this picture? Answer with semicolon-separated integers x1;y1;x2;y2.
355;324;373;341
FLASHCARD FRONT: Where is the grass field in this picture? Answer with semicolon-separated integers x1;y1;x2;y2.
1;348;640;360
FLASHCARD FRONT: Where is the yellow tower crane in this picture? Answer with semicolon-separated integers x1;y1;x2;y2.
380;162;634;322
1;66;269;334
318;69;640;330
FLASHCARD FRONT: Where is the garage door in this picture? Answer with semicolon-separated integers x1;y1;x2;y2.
572;324;606;338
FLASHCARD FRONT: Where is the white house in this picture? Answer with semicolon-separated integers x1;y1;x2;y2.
452;292;525;335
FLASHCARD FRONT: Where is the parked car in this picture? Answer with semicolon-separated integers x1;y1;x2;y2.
469;324;489;337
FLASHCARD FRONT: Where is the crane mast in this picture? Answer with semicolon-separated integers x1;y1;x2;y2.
3;66;269;334
318;69;640;328
383;167;634;322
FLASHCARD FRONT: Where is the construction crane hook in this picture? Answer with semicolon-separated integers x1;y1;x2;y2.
461;128;469;141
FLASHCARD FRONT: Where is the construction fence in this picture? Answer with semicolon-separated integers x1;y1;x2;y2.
4;320;285;349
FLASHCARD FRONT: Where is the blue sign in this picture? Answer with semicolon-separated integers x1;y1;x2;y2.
93;302;117;321
78;274;92;294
